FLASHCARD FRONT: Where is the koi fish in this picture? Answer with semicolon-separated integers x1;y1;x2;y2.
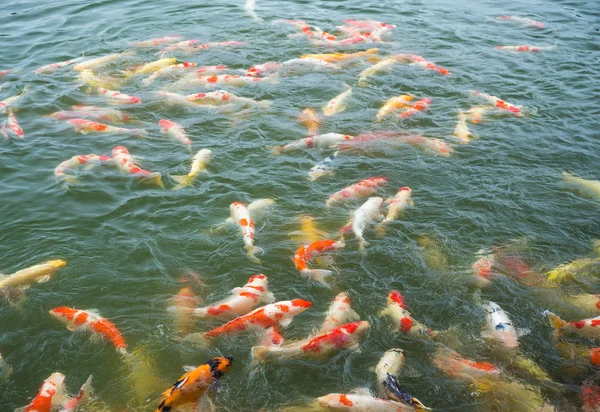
317;390;410;411
323;85;352;116
160;39;202;55
358;57;398;86
472;251;496;286
262;326;284;347
344;197;384;251
297;108;321;135
581;379;600;412
111;145;164;188
73;51;134;71
134;57;178;75
469;90;521;115
188;274;274;319
496;45;555;52
400;135;454;156
562;294;600;315
280;57;340;71
229;201;264;263
3;111;24;139
293;239;346;287
169;286;201;336
171;149;212;189
20;372;67;412
200;299;312;340
547;258;600;283
50;106;132;123
131;35;184;47
396;53;450;75
0;86;28;111
310;35;368;47
0;70;11;79
156;357;233;412
96;86;141;105
67;119;146;137
319;292;360;333
270;133;353;155
482;301;528;349
382;187;413;224
563;171;600;199
545;311;600;338
158;119;190;147
493;16;545;29
344;19;396;32
79;69;123;90
380;290;438;339
186;90;269;108
35;57;84;74
59;375;93;412
398;97;431;118
326;176;388;206
554;340;600;369
453;110;475;143
244;0;262;21
375;348;405;384
417;235;448;270
376;95;414;120
55;154;112;185
157;91;210;109
300;48;379;63
433;347;500;382
308;152;338;181
191;41;246;52
245;61;282;77
181;73;269;88
0;352;13;382
465;104;495;124
49;307;128;354
141;62;197;86
289;215;327;245
0;259;66;289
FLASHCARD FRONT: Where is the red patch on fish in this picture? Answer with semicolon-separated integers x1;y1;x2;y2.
592;320;600;327
239;218;248;227
573;321;586;329
239;291;259;299
207;305;231;316
339;394;353;406
590;348;600;366
400;317;413;333
388;290;406;308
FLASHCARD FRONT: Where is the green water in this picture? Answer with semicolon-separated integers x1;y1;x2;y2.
1;0;599;410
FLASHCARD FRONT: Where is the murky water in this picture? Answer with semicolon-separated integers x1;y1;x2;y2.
1;0;599;410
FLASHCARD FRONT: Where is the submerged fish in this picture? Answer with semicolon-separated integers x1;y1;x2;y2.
482;301;528;349
289;215;328;245
73;51;134;71
0;259;66;289
35;57;85;74
380;290;439;339
376;95;414;120
342;197;384;251
433;347;500;382
297;108;321;135
545;311;600;338
563;171;600;200
317;390;411;411
492;15;545;29
326;177;388;206
308;152;338;181
417;235;448;270
168;286;201;335
323;85;352;116
158;119;191;147
55;154;112;185
270;133;353;155
171;149;212;190
111;145;164;188
0;352;12;382
496;45;555;52
469;90;522;116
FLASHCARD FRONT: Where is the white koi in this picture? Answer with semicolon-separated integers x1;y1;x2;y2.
482;301;528;349
270;133;353;155
323;85;352;116
73;51;134;71
171;149;212;190
563;171;600;199
35;57;84;74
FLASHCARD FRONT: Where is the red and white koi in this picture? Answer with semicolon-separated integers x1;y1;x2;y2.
131;35;184;47
319;292;360;333
344;19;396;32
246;61;282;77
310;35;368;47
160;40;202;55
49;306;128;354
326;176;388;206
482;301;528;349
399;135;454;156
50;106;132;123
59;375;93;412
380;290;438;338
376;95;414;120
192;41;246;52
54;153;111;185
73;51;134;71
159;119;190;147
281;57;340;71
195;64;229;75
186;90;269;108
157;91;209;109
496;45;555;52
189;274;274;319
381;187;413;224
396;53;450;75
171;149;212;189
469;90;522;115
262;326;284;347
20;372;67;412
141;62;197;86
229;201;264;263
97;86;141;105
0;86;28;112
67;118;146;137
398;97;431;118
317;391;408;411
111;145;163;187
323;85;352;116
358;57;398;86
293;239;346;287
252;321;369;362
545;311;600;338
35;57;84;74
201;299;312;339
493;16;545;29
270;133;354;155
433;347;500;382
184;73;268;87
3;111;24;139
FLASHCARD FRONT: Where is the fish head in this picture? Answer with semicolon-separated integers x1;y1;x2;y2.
195;149;212;162
206;356;233;379
387;290;407;309
111;146;129;157
284;299;312;318
49;306;76;322
246;274;269;291
48;259;67;269
317;394;353;408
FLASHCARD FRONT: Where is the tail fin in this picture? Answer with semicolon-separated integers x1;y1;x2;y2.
141;172;164;188
170;175;190;190
246;246;264;264
250;345;270;364
383;375;431;410
543;311;566;334
301;269;333;288
358;238;369;252
268;145;283;156
375;222;387;237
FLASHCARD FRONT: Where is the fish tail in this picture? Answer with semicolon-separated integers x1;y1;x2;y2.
358;238;369;252
375;223;387;237
141;172;164;188
247;246;264;264
250;345;269;364
301;269;333;288
170;175;190;190
133;129;148;138
268;145;283;156
543;311;566;334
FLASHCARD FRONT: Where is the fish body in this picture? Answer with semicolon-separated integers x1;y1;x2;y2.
472;251;496;286
348;197;384;250
563;171;600;199
271;133;353;155
160;40;202;54
301;48;378;63
327;177;388;206
396;53;449;75
156;357;232;412
494;16;545;29
4;111;24;138
187;74;267;87
289;215;327;245
317;392;412;411
59;375;93;412
251;321;369;362
400;135;453;156
319;292;360;333
545;311;600;338
470;90;521;115
67;119;146;136
51;106;132;123
244;0;262;21
581;380;600;412
131;36;184;47
78;69;122;89
142;62;197;86
453;110;474;143
496;45;555;52
482;301;524;349
0;87;28;111
35;57;84;74
135;57;177;74
111;145;163;187
464;104;495;124
417;235;448;270
190;274;274;319
55;154;111;184
281;57;340;71
0;352;12;381
49;307;127;353
375;349;406;383
95;86;140;105
230;201;263;263
398;97;431;118
159;119;190;147
376;95;414;120
246;61;282;77
383;187;413;223
381;290;437;338
0;259;66;289
21;372;67;412
186;90;268;108
73;51;134;71
171;149;212;189
297;108;321;135
168;286;200;335
358;57;398;85
308;152;337;181
293;239;345;287
433;347;500;382
555;341;600;368
547;258;600;283
323;86;353;116
203;299;312;339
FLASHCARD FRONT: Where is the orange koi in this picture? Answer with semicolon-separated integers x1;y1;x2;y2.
293;239;345;287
